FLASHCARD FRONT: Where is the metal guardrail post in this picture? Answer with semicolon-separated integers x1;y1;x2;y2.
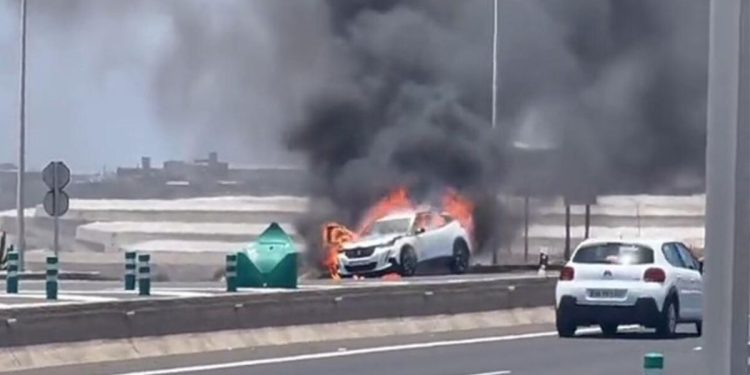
226;253;238;292
6;250;18;294
125;251;137;291
137;254;151;296
46;256;58;300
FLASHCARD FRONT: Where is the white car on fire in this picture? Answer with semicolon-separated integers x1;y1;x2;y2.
555;238;703;338
337;210;472;277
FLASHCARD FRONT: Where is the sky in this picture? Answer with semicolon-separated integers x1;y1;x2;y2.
0;1;185;172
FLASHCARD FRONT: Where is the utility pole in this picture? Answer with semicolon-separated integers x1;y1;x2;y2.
16;0;27;271
704;0;750;373
491;0;499;265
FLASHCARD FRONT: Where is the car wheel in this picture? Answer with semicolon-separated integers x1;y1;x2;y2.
450;240;470;274
695;321;703;337
399;246;418;277
600;323;618;336
656;298;678;337
556;310;577;338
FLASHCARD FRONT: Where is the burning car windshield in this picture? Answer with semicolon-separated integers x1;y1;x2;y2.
573;243;654;265
364;218;411;236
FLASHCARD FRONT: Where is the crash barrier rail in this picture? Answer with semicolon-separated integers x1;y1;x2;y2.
124;251;137;291
226;254;238;292
644;353;663;374
0;275;555;348
6;250;18;294
137;254;151;296
46;256;58;300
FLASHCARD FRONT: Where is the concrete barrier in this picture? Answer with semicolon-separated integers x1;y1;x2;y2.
0;276;555;348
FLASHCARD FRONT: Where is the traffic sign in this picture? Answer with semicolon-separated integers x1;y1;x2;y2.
42;162;70;190
43;190;69;217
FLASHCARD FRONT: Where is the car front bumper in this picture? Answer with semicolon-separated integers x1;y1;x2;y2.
337;247;399;276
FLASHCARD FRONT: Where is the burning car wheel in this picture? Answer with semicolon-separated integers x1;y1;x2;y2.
450;240;470;274
399;246;418;276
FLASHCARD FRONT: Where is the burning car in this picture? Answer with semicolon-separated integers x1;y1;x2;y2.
337;209;472;277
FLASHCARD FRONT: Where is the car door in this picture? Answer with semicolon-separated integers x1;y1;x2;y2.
412;212;438;260
661;243;697;319
675;242;704;320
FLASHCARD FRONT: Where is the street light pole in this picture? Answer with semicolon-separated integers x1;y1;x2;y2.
16;0;27;271
491;0;499;266
704;0;750;373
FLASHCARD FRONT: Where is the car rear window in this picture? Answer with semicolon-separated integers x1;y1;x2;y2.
572;243;654;265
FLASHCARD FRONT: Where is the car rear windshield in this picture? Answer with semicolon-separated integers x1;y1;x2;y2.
572;243;654;265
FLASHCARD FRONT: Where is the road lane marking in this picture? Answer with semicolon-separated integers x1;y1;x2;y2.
114;329;607;375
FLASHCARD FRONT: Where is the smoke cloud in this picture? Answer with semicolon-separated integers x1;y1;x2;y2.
0;1;709;263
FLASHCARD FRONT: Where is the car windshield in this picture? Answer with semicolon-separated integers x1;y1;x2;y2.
363;218;411;236
572;243;654;265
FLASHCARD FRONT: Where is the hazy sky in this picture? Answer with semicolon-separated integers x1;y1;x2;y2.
0;1;181;172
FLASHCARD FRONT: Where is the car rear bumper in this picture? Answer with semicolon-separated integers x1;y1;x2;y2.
557;296;662;326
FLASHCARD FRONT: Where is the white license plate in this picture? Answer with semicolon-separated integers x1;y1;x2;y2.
588;289;625;299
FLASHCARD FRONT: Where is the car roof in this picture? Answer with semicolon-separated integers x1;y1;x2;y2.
575;237;683;251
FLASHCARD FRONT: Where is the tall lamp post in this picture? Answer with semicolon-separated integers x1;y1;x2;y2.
704;0;750;373
16;0;27;271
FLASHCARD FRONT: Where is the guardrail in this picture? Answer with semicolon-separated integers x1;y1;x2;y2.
0;276;555;348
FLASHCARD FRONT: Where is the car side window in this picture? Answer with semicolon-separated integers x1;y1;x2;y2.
675;243;699;271
661;243;686;268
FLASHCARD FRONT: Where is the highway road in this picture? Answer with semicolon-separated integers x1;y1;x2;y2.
9;323;703;375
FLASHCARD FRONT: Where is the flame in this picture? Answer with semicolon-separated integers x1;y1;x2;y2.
358;187;414;235
321;187;477;278
442;189;475;249
322;223;357;280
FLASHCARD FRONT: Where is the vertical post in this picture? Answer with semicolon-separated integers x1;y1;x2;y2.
45;256;58;300
704;0;750;374
6;249;18;294
490;0;499;267
584;204;591;239
523;196;529;263
16;0;27;272
226;253;238;292
564;204;571;260
643;353;663;375
53;165;59;257
124;251;136;290
137;254;151;296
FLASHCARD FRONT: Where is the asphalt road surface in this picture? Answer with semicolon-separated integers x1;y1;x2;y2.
10;323;704;375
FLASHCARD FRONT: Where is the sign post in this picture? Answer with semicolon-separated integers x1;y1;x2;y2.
42;161;70;257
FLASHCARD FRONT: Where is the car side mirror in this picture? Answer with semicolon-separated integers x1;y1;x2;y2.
415;227;426;235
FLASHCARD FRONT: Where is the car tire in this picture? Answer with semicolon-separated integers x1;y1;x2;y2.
600;323;618;336
656;298;678;337
450;240;470;274
695;321;703;337
556;310;577;338
398;246;418;277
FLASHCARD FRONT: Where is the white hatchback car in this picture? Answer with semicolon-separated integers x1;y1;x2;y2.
555;238;703;337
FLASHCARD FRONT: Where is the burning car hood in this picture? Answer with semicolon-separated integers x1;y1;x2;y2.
342;233;404;249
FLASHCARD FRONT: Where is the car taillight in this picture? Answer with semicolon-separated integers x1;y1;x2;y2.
559;266;575;281
644;267;666;283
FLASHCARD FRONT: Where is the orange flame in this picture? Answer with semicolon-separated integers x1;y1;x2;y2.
322;223;357;280
442;189;475;249
358;187;414;236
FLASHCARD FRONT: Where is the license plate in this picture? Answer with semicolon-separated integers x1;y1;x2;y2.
588;289;625;299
